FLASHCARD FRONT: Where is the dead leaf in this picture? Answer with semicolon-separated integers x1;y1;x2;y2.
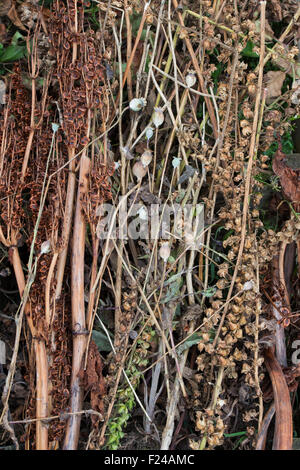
291;79;300;105
272;148;300;204
270;0;282;21
82;341;106;427
264;347;293;450
7;3;26;30
265;71;286;101
0;0;11;17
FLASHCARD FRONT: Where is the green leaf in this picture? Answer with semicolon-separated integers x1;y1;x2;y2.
241;41;259;58
177;332;203;354
161;276;183;303
164;272;183;286
92;329;113;352
224;431;247;438
201;286;217;297
11;31;25;46
0;45;26;62
293;438;300;450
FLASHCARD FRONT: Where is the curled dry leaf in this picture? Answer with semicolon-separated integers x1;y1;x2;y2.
272;148;300;204
291;79;300;105
264;347;293;450
7;2;26;30
265;71;286;101
80;341;105;427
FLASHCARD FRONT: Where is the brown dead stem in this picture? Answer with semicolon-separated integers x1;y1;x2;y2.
172;0;218;139
264;348;293;450
63;153;90;450
21;28;40;182
255;402;275;450
212;1;266;348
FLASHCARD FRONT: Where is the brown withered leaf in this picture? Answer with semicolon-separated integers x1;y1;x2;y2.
82;341;106;427
270;0;282;21
272;148;300;204
0;0;11;16
7;3;26;30
266;71;286;101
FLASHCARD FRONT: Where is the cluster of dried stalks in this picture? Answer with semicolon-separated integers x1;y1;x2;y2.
0;0;300;451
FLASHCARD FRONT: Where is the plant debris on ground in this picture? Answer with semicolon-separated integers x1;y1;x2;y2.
0;0;300;451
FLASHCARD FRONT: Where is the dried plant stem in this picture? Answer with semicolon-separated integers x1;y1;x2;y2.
271;253;288;367
21;32;39;182
254;243;263;431
86;236;99;332
260;4;300;69
160;353;186;450
35;340;49;450
264;348;292;450
213;1;266;348
172;0;218;139
117;1;151;102
124;0;133;102
63;154;90;450
1;123;55;449
256;402;275;450
55;166;76;299
55;6;79;299
45;253;58;328
0;247;49;449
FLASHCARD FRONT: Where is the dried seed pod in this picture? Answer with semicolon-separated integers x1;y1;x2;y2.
40;240;51;255
137;206;148;220
132;161;147;180
141;149;152;167
159;242;170;262
146;127;154;140
186;72;197;88
129;97;147;112
153;107;164;128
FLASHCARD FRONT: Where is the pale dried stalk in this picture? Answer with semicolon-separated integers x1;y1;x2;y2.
21;30;40;182
254;243;263;432
272;254;288;367
264;348;293;450
45;253;58;328
35;340;49;450
55;0;79;298
172;0;218;139
63;154;90;450
256;402;275;450
0;246;49;450
55;168;76;299
120;1;151;93
213;1;266;346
